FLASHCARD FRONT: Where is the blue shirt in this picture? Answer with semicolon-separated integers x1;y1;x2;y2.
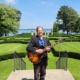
38;37;44;46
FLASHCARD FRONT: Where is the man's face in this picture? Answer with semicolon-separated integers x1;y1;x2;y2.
37;27;43;37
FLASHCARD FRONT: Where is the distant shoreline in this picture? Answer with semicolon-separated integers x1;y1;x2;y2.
8;29;53;36
19;29;53;30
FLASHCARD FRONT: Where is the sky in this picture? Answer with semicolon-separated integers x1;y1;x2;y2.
0;0;80;29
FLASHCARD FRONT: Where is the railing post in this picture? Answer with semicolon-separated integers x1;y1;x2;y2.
65;51;68;71
14;51;16;71
20;58;21;70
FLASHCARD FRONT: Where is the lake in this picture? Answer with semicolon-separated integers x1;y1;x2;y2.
18;29;53;34
9;29;53;36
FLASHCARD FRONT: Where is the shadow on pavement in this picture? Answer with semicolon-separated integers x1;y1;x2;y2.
22;78;34;80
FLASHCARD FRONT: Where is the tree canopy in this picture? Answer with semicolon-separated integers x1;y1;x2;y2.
74;17;80;33
56;5;79;34
0;3;22;36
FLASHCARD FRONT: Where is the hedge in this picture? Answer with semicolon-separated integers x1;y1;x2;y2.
51;47;80;59
0;36;30;44
0;52;26;61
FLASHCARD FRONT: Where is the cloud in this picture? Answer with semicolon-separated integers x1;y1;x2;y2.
42;1;47;4
51;2;54;5
5;0;16;4
41;1;54;5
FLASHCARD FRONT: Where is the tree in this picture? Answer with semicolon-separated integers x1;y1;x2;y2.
0;3;22;36
56;5;79;34
74;17;80;33
53;22;58;32
53;22;59;36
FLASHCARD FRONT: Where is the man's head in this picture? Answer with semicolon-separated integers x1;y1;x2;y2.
36;26;44;37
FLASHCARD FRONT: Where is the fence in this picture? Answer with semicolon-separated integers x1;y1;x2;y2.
56;51;68;70
14;51;26;71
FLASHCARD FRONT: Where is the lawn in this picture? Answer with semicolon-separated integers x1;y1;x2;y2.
0;41;80;80
0;43;27;56
50;41;80;53
68;58;80;80
0;59;14;80
0;52;80;80
0;43;27;80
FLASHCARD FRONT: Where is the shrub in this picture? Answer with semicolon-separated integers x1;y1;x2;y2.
49;32;59;37
0;53;26;61
51;47;80;59
15;33;33;38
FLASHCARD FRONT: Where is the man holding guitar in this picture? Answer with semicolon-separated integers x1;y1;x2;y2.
27;26;51;80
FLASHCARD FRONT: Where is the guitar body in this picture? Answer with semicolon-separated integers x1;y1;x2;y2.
27;45;46;64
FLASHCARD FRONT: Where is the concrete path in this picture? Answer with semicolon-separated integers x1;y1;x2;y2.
7;69;74;80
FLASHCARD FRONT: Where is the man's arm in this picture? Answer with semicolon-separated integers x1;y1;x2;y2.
47;38;51;46
45;38;51;52
27;37;36;54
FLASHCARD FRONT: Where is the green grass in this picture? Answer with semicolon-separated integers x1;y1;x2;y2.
15;38;30;39
0;52;80;80
68;58;80;80
0;40;3;42
0;43;27;56
0;43;27;80
50;41;80;53
0;59;14;80
0;41;80;80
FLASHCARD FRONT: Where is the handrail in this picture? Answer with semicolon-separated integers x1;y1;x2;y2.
56;51;68;70
14;51;26;71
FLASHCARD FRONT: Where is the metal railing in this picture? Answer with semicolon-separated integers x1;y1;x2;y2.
56;51;68;70
14;51;26;71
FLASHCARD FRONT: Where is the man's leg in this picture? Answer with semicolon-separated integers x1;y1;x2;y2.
33;63;40;80
40;58;47;80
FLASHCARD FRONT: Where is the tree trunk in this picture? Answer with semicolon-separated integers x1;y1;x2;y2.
67;29;70;34
0;33;2;37
5;32;8;36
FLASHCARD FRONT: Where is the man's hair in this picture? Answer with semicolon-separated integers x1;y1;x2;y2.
36;26;43;31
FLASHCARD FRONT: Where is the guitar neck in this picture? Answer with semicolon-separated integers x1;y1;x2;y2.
50;38;65;48
43;38;65;52
51;42;60;47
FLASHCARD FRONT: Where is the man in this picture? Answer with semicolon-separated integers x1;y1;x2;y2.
27;26;51;80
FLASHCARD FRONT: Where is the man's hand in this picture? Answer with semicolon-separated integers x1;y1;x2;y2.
45;46;51;52
36;49;43;54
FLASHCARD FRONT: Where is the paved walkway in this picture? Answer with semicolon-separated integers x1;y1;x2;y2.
7;69;74;80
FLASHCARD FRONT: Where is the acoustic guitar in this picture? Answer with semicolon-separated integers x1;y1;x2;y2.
27;38;65;64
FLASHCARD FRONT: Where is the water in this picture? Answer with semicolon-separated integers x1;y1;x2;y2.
17;29;53;34
9;29;53;36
